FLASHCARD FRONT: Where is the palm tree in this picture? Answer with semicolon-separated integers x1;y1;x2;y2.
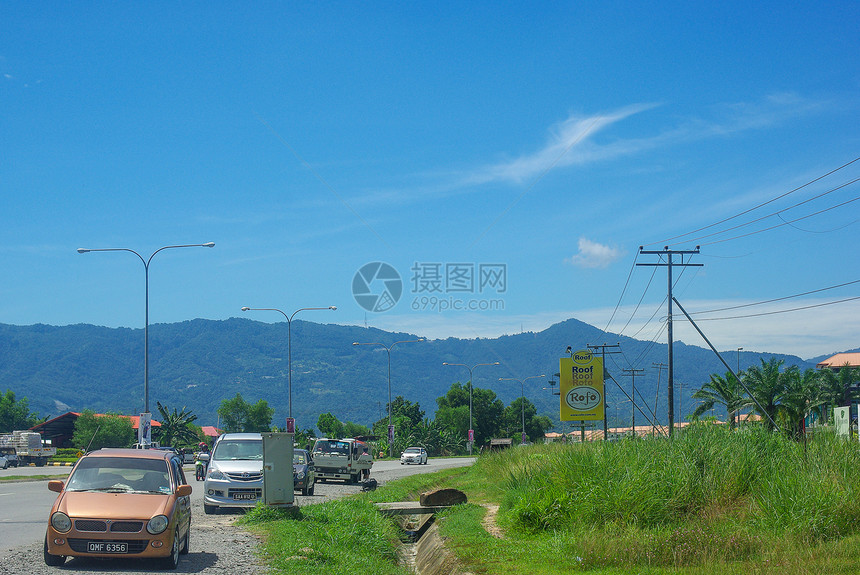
778;367;823;439
742;357;787;432
155;402;199;448
692;371;746;428
818;364;860;424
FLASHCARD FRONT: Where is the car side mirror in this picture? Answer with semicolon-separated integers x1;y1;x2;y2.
48;480;64;493
176;484;192;497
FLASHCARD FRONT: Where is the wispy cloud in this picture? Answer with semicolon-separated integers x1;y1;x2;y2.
463;103;659;186
349;94;828;207
565;238;623;269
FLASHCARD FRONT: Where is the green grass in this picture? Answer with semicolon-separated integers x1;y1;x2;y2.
241;424;860;574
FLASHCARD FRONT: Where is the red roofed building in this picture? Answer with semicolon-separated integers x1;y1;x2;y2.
817;353;860;370
30;412;161;448
200;426;222;441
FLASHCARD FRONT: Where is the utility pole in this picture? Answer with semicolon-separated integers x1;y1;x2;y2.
637;246;702;437
622;368;645;433
587;343;621;440
652;362;667;436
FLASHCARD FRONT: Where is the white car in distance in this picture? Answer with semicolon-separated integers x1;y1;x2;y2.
400;447;428;465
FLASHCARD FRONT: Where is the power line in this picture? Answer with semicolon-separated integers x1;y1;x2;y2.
645;156;860;247
702;193;860;246
679;296;860;321
601;252;640;336
684;177;859;246
688;279;860;315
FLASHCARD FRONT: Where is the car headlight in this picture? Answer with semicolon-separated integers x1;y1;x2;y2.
207;468;225;480
147;515;169;535
295;471;305;480
51;512;72;533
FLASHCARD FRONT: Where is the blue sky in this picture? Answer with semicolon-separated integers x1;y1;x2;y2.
2;2;858;360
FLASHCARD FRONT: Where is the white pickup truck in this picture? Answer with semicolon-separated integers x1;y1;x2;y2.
311;438;373;484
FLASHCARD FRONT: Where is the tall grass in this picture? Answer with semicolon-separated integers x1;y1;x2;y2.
468;424;860;569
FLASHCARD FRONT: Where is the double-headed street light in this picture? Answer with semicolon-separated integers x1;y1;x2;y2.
241;306;337;425
499;375;545;444
442;362;499;454
353;339;424;457
77;242;215;416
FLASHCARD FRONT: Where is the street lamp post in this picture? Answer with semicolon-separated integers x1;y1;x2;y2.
77;242;215;417
241;306;337;423
499;375;545;444
442;362;499;454
353;339;424;457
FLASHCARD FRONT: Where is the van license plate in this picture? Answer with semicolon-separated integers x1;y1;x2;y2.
233;493;257;500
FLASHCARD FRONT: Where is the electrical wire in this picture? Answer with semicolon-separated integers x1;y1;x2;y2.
645;156;860;247
684;177;859;245
687;279;860;315
600;251;640;336
701;193;860;246
678;296;860;321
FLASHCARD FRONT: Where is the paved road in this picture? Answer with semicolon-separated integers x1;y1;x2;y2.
0;457;475;554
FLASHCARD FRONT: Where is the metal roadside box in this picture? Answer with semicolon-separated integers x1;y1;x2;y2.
262;432;294;507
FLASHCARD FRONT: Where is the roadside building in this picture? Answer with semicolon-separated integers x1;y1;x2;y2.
30;412;161;448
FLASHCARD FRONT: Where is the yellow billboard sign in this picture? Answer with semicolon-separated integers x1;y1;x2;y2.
559;350;605;421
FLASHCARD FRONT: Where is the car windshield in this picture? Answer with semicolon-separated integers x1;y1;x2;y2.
65;457;172;494
293;452;307;465
405;448;421;453
213;439;263;461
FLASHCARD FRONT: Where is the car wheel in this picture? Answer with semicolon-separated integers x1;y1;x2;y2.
43;536;65;567
203;503;217;515
308;481;315;496
160;528;180;570
301;484;309;496
180;523;190;555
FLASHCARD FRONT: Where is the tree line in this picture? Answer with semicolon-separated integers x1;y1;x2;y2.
0;380;554;456
691;357;860;438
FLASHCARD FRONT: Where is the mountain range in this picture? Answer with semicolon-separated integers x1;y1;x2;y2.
0;318;838;432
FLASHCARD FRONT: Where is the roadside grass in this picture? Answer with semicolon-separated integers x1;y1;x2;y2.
239;498;411;575
0;473;66;482
242;424;860;574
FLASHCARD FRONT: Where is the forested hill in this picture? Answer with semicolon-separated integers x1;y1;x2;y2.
0;319;819;431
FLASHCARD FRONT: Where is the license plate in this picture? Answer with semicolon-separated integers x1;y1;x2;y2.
88;542;128;553
233;493;257;500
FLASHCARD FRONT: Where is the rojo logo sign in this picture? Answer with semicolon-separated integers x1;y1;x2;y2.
565;386;602;411
352;262;402;312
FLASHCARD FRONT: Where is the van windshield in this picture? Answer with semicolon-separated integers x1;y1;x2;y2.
213;439;263;461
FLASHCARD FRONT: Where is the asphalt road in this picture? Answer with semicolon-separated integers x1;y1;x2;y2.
0;457;475;555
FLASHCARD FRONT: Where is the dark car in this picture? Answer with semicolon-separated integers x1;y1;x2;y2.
292;449;316;496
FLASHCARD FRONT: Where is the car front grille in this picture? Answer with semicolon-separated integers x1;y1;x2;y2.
74;519;145;533
224;471;262;481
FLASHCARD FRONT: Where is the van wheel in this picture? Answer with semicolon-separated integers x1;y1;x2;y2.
203;503;217;515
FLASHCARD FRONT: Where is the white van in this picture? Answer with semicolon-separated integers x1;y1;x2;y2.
202;433;263;514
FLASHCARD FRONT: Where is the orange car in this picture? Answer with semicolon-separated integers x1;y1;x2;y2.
44;448;192;569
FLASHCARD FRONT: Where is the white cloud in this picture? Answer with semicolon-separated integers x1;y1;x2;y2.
464;103;659;186
565;238;623;269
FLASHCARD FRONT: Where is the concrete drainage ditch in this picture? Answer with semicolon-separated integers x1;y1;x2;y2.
377;489;469;575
